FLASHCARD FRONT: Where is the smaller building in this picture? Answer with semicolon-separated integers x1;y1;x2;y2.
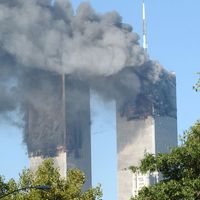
132;171;162;197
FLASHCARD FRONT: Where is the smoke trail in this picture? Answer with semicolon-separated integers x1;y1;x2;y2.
0;0;176;156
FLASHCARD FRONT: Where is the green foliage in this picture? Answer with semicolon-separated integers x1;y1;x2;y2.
193;72;200;91
0;159;102;200
131;121;200;200
0;176;8;197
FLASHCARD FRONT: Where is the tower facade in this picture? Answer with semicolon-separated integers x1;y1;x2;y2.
116;72;177;200
26;70;92;189
65;76;92;189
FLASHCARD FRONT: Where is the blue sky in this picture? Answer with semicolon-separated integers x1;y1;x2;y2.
0;1;200;200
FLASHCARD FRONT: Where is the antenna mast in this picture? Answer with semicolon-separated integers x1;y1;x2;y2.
62;74;66;151
142;0;148;52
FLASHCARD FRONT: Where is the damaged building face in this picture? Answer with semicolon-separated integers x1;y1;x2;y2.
116;71;177;200
24;70;65;157
27;70;91;189
117;64;177;122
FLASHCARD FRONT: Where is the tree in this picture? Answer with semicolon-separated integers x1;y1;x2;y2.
193;72;200;91
0;159;102;200
131;121;200;200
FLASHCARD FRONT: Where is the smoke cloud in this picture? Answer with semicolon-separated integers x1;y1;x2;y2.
0;0;146;75
0;0;176;156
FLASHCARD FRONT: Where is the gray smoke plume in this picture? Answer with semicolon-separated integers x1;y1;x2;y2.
0;0;146;75
0;0;176;156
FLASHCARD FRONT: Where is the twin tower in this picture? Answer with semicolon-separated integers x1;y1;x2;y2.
26;70;177;200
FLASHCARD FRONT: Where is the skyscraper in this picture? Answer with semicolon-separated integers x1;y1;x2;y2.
26;71;92;190
116;72;177;199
